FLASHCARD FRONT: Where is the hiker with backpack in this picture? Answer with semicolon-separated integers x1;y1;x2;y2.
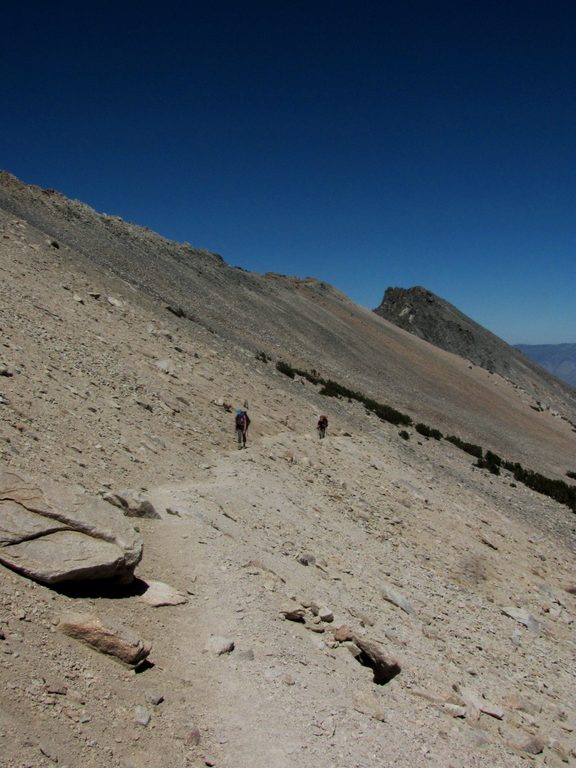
235;409;250;448
317;414;328;439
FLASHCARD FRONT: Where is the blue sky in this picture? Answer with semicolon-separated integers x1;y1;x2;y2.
1;1;574;343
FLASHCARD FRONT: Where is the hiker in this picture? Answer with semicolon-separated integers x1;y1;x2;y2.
235;408;250;448
317;414;328;439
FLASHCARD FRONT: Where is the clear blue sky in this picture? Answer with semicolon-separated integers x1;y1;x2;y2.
1;1;574;343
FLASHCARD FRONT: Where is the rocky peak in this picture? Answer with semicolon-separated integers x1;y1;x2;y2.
374;285;576;409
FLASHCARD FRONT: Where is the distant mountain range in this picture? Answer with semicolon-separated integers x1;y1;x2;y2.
515;344;576;388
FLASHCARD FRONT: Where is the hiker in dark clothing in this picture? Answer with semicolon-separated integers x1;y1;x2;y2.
317;414;328;439
235;409;250;448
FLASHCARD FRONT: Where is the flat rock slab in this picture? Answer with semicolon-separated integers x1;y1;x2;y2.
0;469;142;584
501;606;541;634
138;580;188;606
58;611;151;666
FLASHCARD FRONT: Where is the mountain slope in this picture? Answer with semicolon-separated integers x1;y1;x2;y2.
1;171;575;479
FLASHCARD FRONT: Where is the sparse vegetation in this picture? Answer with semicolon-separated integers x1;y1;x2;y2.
319;379;413;426
274;359;576;513
415;423;443;440
476;450;502;475
445;435;483;458
503;463;576;512
276;360;296;378
275;361;412;426
276;360;325;385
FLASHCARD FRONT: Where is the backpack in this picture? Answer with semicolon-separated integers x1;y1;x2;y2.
236;412;250;429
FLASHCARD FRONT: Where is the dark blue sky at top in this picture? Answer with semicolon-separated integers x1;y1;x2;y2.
1;1;575;343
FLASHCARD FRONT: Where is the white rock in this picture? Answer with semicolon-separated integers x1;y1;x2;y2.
382;584;415;615
139;580;188;607
204;635;234;655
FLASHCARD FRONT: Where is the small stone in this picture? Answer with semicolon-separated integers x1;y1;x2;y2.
73;294;84;304
548;738;570;763
512;736;545;755
134;706;151;727
281;674;296;686
333;624;354;642
45;682;68;695
501;694;539;715
39;743;59;762
352;635;401;685
204;636;234;655
139;580;188;607
145;692;164;706
382;584;414;615
185;726;201;747
452;684;504;720
501;607;541;634
318;607;334;623
280;605;306;623
154;359;173;374
342;641;361;657
442;703;467;718
352;690;386;722
298;553;316;566
107;296;123;308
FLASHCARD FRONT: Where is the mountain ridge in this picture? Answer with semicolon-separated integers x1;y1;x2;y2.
374;285;576;410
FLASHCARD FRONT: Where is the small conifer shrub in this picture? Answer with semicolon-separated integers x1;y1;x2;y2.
445;435;483;459
415;423;443;440
276;360;296;378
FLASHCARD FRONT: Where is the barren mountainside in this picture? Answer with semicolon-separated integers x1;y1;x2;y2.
1;171;576;768
1;171;575;476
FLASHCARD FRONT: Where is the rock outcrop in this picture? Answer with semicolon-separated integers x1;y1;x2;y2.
0;469;142;584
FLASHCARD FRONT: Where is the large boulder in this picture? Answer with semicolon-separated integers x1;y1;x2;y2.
0;469;142;584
